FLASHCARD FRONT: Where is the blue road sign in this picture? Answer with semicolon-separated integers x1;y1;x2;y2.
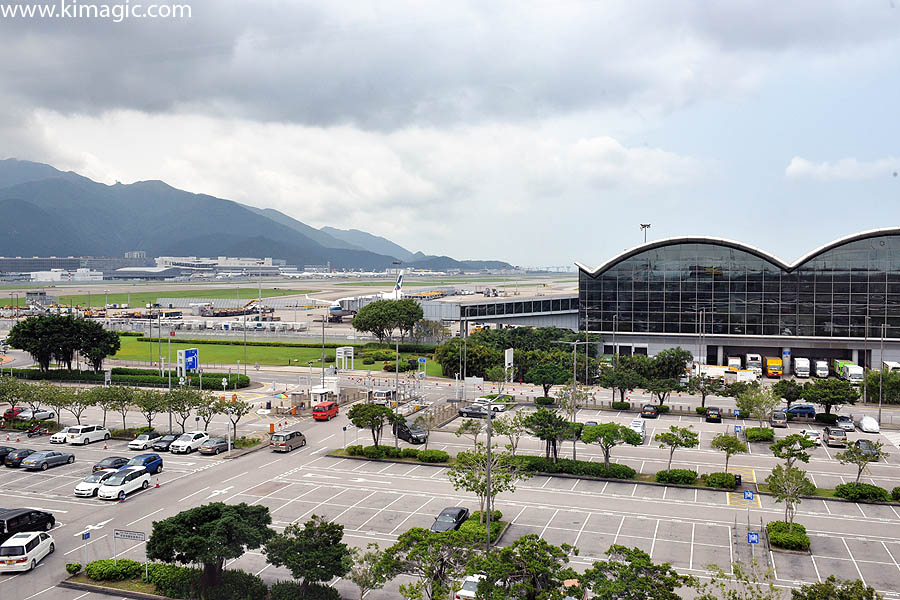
744;490;754;500
734;425;743;433
418;357;426;363
748;532;759;544
733;409;741;417
185;348;199;371
82;531;90;541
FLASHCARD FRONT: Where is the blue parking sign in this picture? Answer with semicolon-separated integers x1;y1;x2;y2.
734;425;742;433
82;531;90;540
418;357;426;364
748;532;759;544
744;490;754;500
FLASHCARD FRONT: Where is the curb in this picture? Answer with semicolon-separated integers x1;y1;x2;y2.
58;579;169;600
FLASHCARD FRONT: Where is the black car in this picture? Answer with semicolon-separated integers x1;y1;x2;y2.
92;456;129;472
4;449;35;468
430;507;470;532
458;405;495;419
0;447;16;461
0;508;55;542
640;405;659;419
705;407;722;423
854;439;881;460
393;423;428;444
151;435;178;452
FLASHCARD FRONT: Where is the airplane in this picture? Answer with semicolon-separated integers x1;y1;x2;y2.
306;271;405;320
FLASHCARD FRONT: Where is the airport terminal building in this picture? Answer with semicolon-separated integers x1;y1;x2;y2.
577;228;900;372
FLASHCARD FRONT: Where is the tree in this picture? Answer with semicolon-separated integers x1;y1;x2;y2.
113;387;137;431
412;410;440;450
6;315;61;372
347;403;396;447
134;388;166;430
78;321;121;372
801;379;859;415
17;381;45;413
710;434;748;472
44;384;72;425
654;425;699;471
863;369;900;406
492;410;528;456
90;385;127;429
264;515;351;594
352;299;416;342
599;368;646;403
645;378;680;407
736;387;780;429
447;443;528;518
378;528;478;600
146;502;272;599
411;319;451;345
792;576;882;600
685;376;725;409
524;408;571;463
455;418;484;448
769;434;816;469
220;397;253;440
196;392;221;431
652;347;693;379
695;559;782;600
581;423;643;468
765;465;815;533
469;534;579;600
348;543;386;600
395;298;425;341
836;441;889;484
0;376;21;413
524;362;570;398
66;388;96;425
167;388;201;433
582;545;691;600
772;379;805;410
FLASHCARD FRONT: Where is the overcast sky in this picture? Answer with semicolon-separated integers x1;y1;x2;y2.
1;1;899;267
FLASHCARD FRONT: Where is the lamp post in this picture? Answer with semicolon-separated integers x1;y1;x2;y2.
640;223;651;244
556;340;590;461
879;323;885;426
864;316;870;405
104;289;109;310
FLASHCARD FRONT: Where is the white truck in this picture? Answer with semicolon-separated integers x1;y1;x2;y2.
841;363;864;385
724;369;758;383
727;356;742;370
744;353;763;376
814;360;829;378
692;363;732;379
793;357;810;378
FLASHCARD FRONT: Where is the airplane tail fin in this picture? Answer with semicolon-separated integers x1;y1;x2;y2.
395;270;404;292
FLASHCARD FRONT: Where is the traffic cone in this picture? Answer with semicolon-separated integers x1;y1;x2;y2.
16;437;20;442
103;442;108;449
119;492;126;503
5;435;8;441
155;478;160;488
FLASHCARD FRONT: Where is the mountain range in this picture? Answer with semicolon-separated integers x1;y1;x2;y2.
0;159;512;270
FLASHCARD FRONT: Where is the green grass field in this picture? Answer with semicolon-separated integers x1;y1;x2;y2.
113;335;444;376
336;277;543;287
52;288;312;308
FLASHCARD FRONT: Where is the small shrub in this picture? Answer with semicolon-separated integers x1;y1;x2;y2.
271;581;340;600
383;362;415;372
535;396;555;406
767;521;810;551
611;401;630;410
362;358;375;365
696;406;709;415
270;581;302;600
745;427;775;442
892;486;900;502
362;445;385;459
212;568;268;600
511;455;635;479
834;482;891;502
345;445;363;456
814;413;839;425
66;562;82;575
381;446;402;459
234;436;259;449
401;448;420;459
656;405;670;414
459;516;504;542
655;469;698;485
147;563;197;598
417;449;450;463
85;559;143;581
701;472;737;489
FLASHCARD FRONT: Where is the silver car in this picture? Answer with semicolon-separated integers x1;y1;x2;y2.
21;451;75;471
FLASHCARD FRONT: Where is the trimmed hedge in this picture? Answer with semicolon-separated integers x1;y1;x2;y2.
535;397;555;406
383;362;416;372
745;427;775;442
655;469;698;485
893;487;900;502
136;337;437;353
513;455;637;480
767;520;810;551
110;426;155;438
696;406;709;415
66;562;82;575
144;564;268;600
701;472;737;489
7;367;250;389
814;413;839;425
656;405;670;414
362;358;375;365
417;449;450;463
4;418;60;432
834;482;891;502
459;512;504;542
611;401;630;410
345;445;449;463
85;559;144;581
270;582;340;600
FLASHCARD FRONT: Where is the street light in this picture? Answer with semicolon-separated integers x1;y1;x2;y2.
879;323;885;426
864;316;870;406
556;340;590;461
640;223;651;244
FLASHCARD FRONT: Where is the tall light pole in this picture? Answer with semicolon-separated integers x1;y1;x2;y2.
555;339;590;461
863;316;870;405
104;289;109;310
640;223;651;244
321;312;326;386
879;323;885;426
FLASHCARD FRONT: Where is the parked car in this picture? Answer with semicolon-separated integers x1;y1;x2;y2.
49;427;71;444
67;424;110;445
854;415;881;434
0;509;55;542
430;507;470;532
770;411;788;428
97;466;151;500
169;431;209;454
74;469;118;497
2;407;26;420
628;418;646;441
0;531;54;572
312;401;340;421
125;453;163;475
822;427;848;447
798;429;821;445
458;405;494;419
836;415;856;431
0;447;15;461
473;397;510;412
584;421;598;427
4;449;35;468
151;434;178;452
640;405;659;418
393;423;428;444
786;404;816;419
199;438;232;455
128;432;162;451
270;431;306;453
705;407;722;423
854;439;881;460
17;408;55;421
21;451;75;471
93;456;129;472
455;574;485;600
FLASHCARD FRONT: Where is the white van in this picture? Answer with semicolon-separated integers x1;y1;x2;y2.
0;532;55;572
628;418;646;442
67;424;111;445
97;466;151;500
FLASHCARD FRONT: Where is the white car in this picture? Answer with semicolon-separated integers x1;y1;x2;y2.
628;418;646;441
18;408;56;421
855;415;880;434
799;429;821;445
97;466;151;500
0;532;55;573
169;431;209;454
455;574;485;600
74;468;118;497
49;427;71;444
474;398;510;412
67;424;111;445
128;432;162;451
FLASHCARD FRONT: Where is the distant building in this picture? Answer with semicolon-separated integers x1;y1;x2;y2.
29;268;103;282
25;291;56;306
107;266;184;280
124;250;147;259
0;256;80;273
155;256;282;276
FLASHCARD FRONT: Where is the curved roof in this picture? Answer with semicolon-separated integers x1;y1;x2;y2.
576;227;900;277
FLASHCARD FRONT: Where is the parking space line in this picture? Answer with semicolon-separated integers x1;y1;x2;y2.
291;487;348;524
539;509;559;539
127;508;163;526
356;493;408;530
841;537;865;583
178;486;209;502
571;512;590;549
612;516;625;545
23;585;55;600
809;554;822;582
272;485;321;514
330;490;378;523
689;523;695;570
64;534;107;556
881;541;900;576
389;497;435;535
222;471;248;483
649;519;660;559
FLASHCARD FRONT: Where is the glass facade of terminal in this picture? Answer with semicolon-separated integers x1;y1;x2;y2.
462;297;578;319
580;234;900;339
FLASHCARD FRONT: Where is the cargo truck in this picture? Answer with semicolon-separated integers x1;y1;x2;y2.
727;357;742;370
833;359;853;377
763;356;783;378
883;361;900;374
841;363;864;385
793;357;810;378
724;369;759;383
744;353;763;375
814;360;829;378
692;363;732;379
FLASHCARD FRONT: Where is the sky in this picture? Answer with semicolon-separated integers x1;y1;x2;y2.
1;1;899;268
